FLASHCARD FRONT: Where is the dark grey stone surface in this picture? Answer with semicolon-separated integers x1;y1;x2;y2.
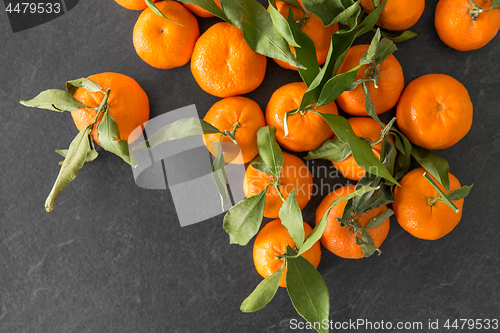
1;1;499;332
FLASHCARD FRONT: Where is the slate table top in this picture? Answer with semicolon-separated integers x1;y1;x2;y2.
1;1;499;332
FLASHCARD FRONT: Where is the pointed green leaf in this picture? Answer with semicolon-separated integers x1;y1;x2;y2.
66;78;104;95
241;266;284;313
250;155;274;176
223;187;268;246
360;27;381;64
411;145;450;191
356;183;394;216
133;118;221;151
221;0;305;69
316;70;358;108
269;1;301;48
45;127;92;212
358;229;380;257
97;111;131;164
304;138;351;162
362;82;382;125
380;29;419;43
286;253;330;333
447;185;473;201
212;138;229;211
145;0;181;25
365;208;393;229
20;89;88;112
374;38;397;66
296;185;379;257
319;113;399;185
302;0;359;27
256;126;283;179
56;146;98;164
279;189;305;249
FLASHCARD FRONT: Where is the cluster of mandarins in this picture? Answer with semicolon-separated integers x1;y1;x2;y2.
90;0;498;286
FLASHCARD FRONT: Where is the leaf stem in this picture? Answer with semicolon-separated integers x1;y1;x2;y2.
91;88;111;125
423;172;459;213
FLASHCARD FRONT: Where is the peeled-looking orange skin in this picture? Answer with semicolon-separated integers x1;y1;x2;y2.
71;72;150;145
315;185;390;259
396;74;473;150
271;0;339;70
133;1;200;69
191;22;267;98
335;44;404;116
183;0;221;18
331;117;393;181
114;0;159;11
360;0;425;31
393;167;464;240
435;0;500;51
266;82;339;152
253;220;321;287
243;152;313;219
203;96;266;164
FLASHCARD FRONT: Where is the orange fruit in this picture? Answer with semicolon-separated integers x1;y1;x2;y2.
191;22;267;98
203;96;266;164
243;152;313;218
183;0;221;18
360;0;425;31
335;44;404;116
133;1;200;69
393;167;464;240
253;219;321;287
435;0;500;51
114;0;159;11
315;184;390;259
71;72;150;144
396;74;473;150
331;117;393;181
270;0;339;70
265;82;339;152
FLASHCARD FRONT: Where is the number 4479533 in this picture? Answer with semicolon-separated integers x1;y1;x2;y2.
5;2;61;14
443;318;498;330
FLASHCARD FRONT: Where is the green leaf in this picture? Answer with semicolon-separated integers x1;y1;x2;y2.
391;129;412;181
240;266;284;313
145;0;181;25
56;146;98;164
319;113;399;185
295;185;379;257
299;0;388;110
66;78;103;95
304;138;351;162
423;172;459;213
212;138;230;211
269;1;301;48
302;0;359;27
362;82;382;125
45;127;92;212
179;0;229;21
360;27;381;64
357;229;380;257
256;126;283;179
374;38;397;67
250;155;274;176
489;0;500;10
356;183;394;216
447;185;473;201
411;145;450;191
380;29;419;43
316;70;358;108
97;111;131;164
365;208;393;229
133;118;221;151
279;189;305;249
286;252;330;333
221;0;305;69
223;187;268;246
287;8;320;86
20;89;88;112
352;171;380;213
